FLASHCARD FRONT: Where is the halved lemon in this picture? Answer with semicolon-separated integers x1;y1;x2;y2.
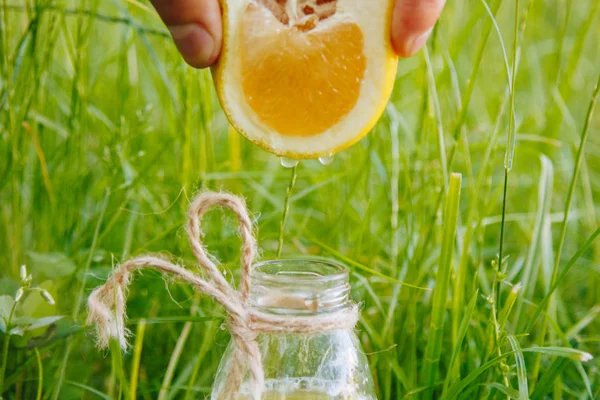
213;0;398;159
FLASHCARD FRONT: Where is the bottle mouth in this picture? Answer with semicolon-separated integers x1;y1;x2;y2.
250;258;352;315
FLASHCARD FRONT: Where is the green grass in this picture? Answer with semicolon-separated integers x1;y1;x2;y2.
1;0;600;399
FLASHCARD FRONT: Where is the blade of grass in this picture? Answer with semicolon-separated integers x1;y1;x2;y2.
515;155;553;327
4;3;170;37
379;105;405;344
547;71;600;295
449;0;505;141
497;282;521;333
543;307;594;398
306;236;430;290
34;348;42;400
414;0;506;270
183;320;218;400
291;173;350;203
478;0;513;91
506;335;528;399
109;0;178;109
565;305;600;340
129;316;221;325
495;0;521;311
441;290;479;396
494;4;522;351
387;105;401;277
423;46;448;191
443;351;517;399
157;321;192;400
523;347;592;361
530;71;600;385
65;380;113;400
528;39;600;394
444;346;590;399
560;0;599;92
23;121;54;204
529;357;569;400
53;188;110;400
182;68;193;185
484;383;521;398
129;319;146;400
109;338;126;400
197;70;215;175
453;90;509;349
526;228;600;331
422;173;462;399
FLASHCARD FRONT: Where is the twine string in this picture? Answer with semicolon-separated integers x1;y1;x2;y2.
87;191;358;400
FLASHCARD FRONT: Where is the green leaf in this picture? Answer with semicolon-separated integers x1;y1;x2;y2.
21;281;57;318
0;295;14;332
0;295;14;319
25;316;64;331
9;326;24;336
11;317;37;326
27;252;76;279
522;346;593;362
26;318;81;349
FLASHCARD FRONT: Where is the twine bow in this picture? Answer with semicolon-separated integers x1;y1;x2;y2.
87;192;358;400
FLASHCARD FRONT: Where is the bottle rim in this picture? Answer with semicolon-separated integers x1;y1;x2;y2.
252;258;349;283
250;258;352;315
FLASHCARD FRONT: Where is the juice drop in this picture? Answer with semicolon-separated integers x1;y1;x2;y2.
280;157;300;168
318;154;334;165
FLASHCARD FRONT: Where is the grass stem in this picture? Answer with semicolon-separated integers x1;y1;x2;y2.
277;165;297;259
129;319;146;400
34;348;42;400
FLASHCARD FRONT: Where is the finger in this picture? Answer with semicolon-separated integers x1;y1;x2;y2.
150;0;222;68
391;0;446;58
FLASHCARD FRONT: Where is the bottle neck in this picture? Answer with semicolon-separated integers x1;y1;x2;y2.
249;259;352;316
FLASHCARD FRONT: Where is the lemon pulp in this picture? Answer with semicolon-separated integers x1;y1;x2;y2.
240;2;366;136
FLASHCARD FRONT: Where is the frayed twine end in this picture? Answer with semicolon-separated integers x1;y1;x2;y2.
86;270;132;351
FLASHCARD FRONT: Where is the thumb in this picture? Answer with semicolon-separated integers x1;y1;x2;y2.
391;0;446;58
150;0;222;68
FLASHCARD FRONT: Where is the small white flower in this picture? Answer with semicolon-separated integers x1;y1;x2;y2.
20;265;27;281
41;290;55;305
511;282;522;294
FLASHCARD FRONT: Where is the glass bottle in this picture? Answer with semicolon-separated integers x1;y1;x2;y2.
211;259;377;400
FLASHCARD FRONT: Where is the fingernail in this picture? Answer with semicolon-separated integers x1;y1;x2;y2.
168;24;214;68
404;28;433;56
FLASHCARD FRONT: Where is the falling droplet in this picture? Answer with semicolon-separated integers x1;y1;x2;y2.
318;154;334;165
280;157;299;168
